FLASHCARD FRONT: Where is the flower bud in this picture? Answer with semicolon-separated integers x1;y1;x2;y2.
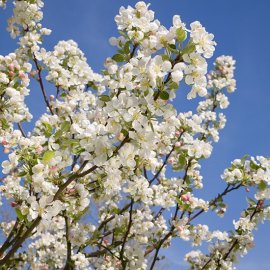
10;201;18;207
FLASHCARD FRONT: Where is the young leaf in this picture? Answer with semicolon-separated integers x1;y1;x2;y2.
43;150;55;163
99;95;111;102
112;54;125;62
176;27;187;43
160;91;170;100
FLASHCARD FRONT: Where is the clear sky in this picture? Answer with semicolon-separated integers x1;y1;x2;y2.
1;1;270;269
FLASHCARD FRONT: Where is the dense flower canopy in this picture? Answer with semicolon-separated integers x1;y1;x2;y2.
0;1;269;269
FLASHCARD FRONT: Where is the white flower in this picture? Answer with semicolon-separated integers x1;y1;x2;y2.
119;143;137;168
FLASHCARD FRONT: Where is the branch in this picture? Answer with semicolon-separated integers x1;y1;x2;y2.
0;217;41;266
200;199;263;270
63;215;72;270
148;160;192;269
154;53;183;101
119;199;134;268
0;219;19;257
17;123;26;138
188;183;242;223
33;55;54;115
150;131;184;184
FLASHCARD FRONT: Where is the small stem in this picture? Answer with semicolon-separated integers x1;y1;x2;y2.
17;123;26;138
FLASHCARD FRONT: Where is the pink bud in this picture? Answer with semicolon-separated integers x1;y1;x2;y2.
181;194;191;202
1;178;7;184
30;70;38;77
103;239;109;246
67;188;76;194
3;148;10;154
257;200;264;209
19;71;26;79
9;71;14;78
168;158;174;164
9;64;14;71
245;187;250;192
175;131;181;136
50;165;58;171
176;225;184;233
50;95;55;101
1;139;7;145
175;141;181;147
117;133;125;141
35;145;43;154
10;201;18;208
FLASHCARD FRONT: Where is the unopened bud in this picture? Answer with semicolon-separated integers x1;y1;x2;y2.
1;139;7;145
3;148;10;154
181;194;191;202
9;71;14;78
10;201;18;207
8;64;14;71
175;141;181;147
19;71;26;79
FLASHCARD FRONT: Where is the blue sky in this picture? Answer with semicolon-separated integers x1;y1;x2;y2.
1;0;270;269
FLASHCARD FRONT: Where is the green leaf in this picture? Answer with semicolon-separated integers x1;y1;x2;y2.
169;82;179;90
118;30;128;38
0;118;9;129
182;41;196;55
161;54;170;61
101;70;109;76
123;41;130;54
168;44;176;50
160;91;169;100
43;150;55;163
99;95;111;102
175;197;182;205
54;130;62;140
61;121;70;133
168;44;178;53
18;171;27;177
250;160;260;171
15;208;25;221
43;122;53;137
112;54;125;62
176;27;187;43
121;129;129;137
258;181;267;191
54;121;70;140
178;154;186;169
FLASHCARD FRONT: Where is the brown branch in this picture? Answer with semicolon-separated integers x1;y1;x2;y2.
200;200;263;270
148;160;192;269
0;219;19;257
63;215;72;270
188;183;242;224
154;53;183;101
0;217;41;266
17;123;26;138
150;131;184;184
33;55;54;115
120;200;134;268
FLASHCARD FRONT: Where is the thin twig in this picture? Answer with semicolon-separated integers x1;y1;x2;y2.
33;55;54;115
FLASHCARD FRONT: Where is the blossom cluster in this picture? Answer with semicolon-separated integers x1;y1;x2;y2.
0;1;268;270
